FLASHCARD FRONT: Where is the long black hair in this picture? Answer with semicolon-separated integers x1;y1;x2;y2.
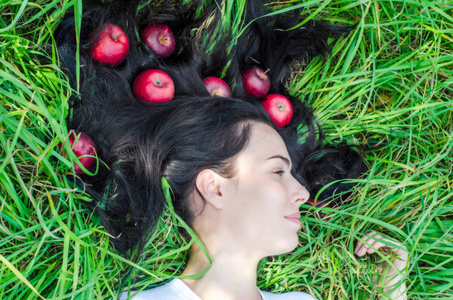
55;0;366;257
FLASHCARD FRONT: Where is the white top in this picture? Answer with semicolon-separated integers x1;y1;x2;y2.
118;278;316;300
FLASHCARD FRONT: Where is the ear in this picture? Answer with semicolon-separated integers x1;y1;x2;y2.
195;169;224;210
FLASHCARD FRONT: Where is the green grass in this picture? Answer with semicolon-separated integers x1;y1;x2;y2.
1;0;452;299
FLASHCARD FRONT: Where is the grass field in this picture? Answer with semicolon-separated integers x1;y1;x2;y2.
1;0;452;299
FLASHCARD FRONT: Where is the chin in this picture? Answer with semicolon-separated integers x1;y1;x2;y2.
285;235;300;253
268;234;299;256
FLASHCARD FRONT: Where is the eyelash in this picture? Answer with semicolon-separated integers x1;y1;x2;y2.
274;170;285;176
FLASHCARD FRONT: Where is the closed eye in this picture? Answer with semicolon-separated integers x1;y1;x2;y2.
274;170;285;176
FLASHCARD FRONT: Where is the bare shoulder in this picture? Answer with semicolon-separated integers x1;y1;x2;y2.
261;290;317;300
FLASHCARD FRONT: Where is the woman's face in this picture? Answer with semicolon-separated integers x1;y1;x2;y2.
218;122;310;257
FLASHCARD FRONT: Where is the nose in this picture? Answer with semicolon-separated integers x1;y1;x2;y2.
290;176;310;205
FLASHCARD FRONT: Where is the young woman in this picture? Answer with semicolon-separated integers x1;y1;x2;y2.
55;1;409;299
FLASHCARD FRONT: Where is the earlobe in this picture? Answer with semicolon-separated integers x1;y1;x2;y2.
195;169;224;209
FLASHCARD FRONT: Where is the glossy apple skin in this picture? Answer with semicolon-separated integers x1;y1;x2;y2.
203;77;232;97
242;66;271;98
141;23;175;58
306;199;332;221
261;94;293;128
133;69;175;102
60;132;97;175
91;24;129;66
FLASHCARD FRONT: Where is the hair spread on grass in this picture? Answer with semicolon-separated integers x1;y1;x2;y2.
54;0;366;261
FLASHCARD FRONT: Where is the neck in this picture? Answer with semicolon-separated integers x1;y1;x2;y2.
180;243;263;300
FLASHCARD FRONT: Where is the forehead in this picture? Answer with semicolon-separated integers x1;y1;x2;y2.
239;122;289;162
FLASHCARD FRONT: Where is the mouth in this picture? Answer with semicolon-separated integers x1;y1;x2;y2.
285;212;301;227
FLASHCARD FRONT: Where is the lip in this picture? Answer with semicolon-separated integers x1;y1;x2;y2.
285;212;301;227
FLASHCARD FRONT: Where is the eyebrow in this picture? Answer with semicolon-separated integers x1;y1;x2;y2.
266;155;292;168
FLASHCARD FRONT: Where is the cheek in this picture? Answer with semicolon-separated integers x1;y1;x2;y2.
237;176;288;213
226;176;298;254
243;179;298;253
257;175;287;197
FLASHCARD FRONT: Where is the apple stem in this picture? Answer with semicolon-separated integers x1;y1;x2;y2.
258;68;270;80
159;35;169;45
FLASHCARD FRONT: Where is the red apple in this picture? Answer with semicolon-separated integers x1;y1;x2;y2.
133;69;175;102
91;24;129;66
203;77;232;97
141;23;175;58
59;131;97;175
242;66;271;98
261;94;293;128
306;199;332;221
